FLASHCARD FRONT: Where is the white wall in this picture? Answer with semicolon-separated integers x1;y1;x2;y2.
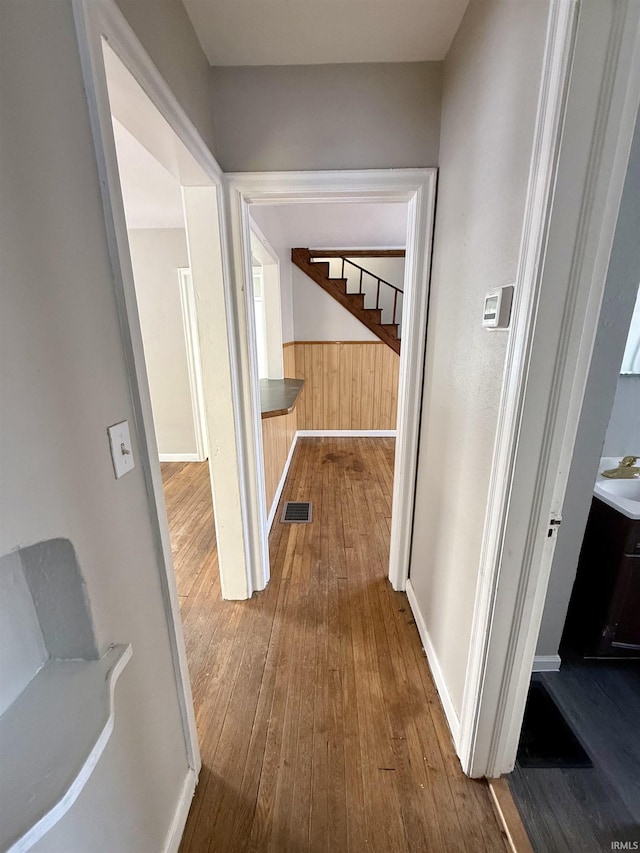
0;2;205;849
210;62;442;171
408;0;550;716
291;266;379;342
603;376;640;456
535;113;640;659
253;202;408;249
128;229;197;457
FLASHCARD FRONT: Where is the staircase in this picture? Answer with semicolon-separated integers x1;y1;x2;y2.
291;248;402;354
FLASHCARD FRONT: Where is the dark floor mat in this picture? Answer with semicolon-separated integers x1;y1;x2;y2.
517;681;593;769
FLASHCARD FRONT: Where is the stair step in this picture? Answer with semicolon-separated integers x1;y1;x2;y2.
346;292;365;309
380;323;399;339
364;308;382;324
309;260;330;277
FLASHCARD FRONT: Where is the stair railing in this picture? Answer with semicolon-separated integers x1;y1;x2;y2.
315;254;404;329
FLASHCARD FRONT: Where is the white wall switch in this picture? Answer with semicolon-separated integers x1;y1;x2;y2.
107;421;135;479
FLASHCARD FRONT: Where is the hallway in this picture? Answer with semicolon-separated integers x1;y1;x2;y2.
163;439;507;852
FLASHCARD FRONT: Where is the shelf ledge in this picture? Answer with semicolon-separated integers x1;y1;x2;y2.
0;643;132;853
260;378;304;419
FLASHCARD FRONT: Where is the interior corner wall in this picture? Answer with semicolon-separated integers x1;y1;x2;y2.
0;2;211;849
408;0;551;717
210;62;442;172
128;228;197;457
113;0;217;156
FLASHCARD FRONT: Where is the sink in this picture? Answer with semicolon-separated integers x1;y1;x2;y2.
594;457;640;519
598;479;640;501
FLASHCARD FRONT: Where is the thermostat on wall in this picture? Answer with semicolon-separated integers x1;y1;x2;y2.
482;285;514;329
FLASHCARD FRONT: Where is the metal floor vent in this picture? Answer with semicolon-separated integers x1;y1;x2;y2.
281;501;313;523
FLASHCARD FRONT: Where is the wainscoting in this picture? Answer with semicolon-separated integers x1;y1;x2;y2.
283;341;399;430
261;409;297;513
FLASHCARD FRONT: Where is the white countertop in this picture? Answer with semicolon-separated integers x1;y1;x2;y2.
593;457;640;520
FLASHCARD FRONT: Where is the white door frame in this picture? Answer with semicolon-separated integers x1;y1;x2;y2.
250;218;286;381
459;0;640;778
226;169;437;592
177;268;209;461
71;0;263;781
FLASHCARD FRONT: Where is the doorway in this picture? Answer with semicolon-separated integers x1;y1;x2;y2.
227;170;437;592
507;283;640;851
74;3;265;788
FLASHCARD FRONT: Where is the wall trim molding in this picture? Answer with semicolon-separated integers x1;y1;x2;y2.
163;768;198;853
296;430;397;437
266;433;299;531
406;580;461;748
531;655;561;672
158;453;203;463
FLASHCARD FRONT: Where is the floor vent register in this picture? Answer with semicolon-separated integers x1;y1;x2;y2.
280;501;313;523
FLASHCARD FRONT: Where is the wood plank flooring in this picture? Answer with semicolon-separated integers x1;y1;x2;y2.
162;439;508;852
508;662;640;852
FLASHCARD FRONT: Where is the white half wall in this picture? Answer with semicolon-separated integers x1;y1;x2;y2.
408;0;551;717
128;228;198;457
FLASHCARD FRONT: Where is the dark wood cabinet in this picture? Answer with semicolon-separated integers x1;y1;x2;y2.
563;497;640;658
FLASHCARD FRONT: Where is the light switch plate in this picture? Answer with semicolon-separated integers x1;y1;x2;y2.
107;421;135;479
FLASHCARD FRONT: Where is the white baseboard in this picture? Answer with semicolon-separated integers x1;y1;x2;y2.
532;654;561;672
295;430;397;437
158;453;204;463
163;767;198;853
405;579;461;748
267;433;299;531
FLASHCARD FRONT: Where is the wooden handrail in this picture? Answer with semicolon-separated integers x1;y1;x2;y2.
308;248;405;258
326;255;403;295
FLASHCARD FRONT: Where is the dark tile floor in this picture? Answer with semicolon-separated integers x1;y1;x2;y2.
509;658;640;852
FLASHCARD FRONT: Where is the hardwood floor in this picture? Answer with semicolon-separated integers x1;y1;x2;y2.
161;460;217;600
162;439;508;853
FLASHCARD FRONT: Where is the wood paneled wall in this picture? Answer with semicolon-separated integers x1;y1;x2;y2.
261;409;297;513
284;341;399;430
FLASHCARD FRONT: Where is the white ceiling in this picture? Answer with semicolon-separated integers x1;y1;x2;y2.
112;119;186;230
251;201;408;249
182;0;469;66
